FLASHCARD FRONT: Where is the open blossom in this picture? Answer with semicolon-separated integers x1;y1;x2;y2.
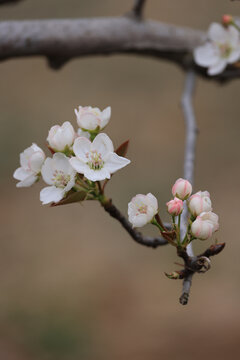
13;143;45;187
75;106;111;131
40;153;76;205
194;23;240;76
188;191;212;217
191;211;219;240
47;121;75;151
166;197;183;216
70;133;130;181
172;178;192;200
128;193;158;228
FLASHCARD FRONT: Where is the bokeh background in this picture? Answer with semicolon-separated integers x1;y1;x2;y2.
0;1;240;359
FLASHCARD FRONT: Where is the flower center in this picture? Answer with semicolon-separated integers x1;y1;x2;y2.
219;43;232;58
86;150;104;170
52;170;70;188
137;203;148;215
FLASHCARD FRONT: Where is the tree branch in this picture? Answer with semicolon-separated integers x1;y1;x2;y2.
129;0;147;18
0;17;206;70
102;200;169;248
179;70;197;305
0;0;24;4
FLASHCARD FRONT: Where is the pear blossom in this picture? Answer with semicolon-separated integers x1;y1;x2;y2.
188;191;212;217
191;217;214;240
47;121;75;151
166;197;183;216
172;178;192;200
194;23;240;76
13;143;45;187
198;211;219;232
128;193;158;228
40;153;76;205
70;133;130;181
75;106;111;131
191;211;219;240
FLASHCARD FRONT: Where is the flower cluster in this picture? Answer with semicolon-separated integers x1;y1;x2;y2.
194;19;240;75
14;106;130;204
128;178;219;246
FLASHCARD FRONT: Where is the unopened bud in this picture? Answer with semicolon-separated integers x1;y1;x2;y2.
172;178;192;200
222;14;233;26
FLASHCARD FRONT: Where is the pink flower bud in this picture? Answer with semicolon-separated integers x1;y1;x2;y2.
172;178;192;200
222;14;233;26
188;191;212;217
191;217;214;240
166;197;183;216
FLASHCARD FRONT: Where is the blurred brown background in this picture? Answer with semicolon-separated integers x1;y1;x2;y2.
0;1;240;359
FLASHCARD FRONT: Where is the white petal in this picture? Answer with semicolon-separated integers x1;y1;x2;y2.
16;174;38;187
208;59;227;75
146;193;158;213
208;23;227;43
69;157;89;174
13;167;31;181
194;43;219;67
104;152;130;174
40;186;64;205
130;214;148;228
91;133;114;158
53;153;72;174
100;106;111;129
73;137;91;162
83;167;110;181
77;128;91;140
77;112;99;130
227;48;240;63
41;158;55;185
29;151;45;173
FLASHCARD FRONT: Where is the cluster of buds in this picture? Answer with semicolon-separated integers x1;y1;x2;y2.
194;15;240;76
14;106;131;205
128;178;219;245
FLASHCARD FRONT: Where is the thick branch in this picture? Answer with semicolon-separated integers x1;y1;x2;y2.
0;0;23;4
0;15;239;79
0;17;206;70
180;70;197;305
102;200;169;248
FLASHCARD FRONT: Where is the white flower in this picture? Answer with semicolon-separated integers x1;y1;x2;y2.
188;191;212;217
75;106;111;131
191;211;219;240
13;143;45;187
40;153;76;205
47;121;75;151
191;217;213;240
198;211;219;232
77;128;91;140
194;23;240;75
128;193;158;228
70;133;130;181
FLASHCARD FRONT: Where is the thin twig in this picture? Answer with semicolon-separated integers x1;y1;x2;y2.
131;0;147;18
180;70;198;305
102;200;169;248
